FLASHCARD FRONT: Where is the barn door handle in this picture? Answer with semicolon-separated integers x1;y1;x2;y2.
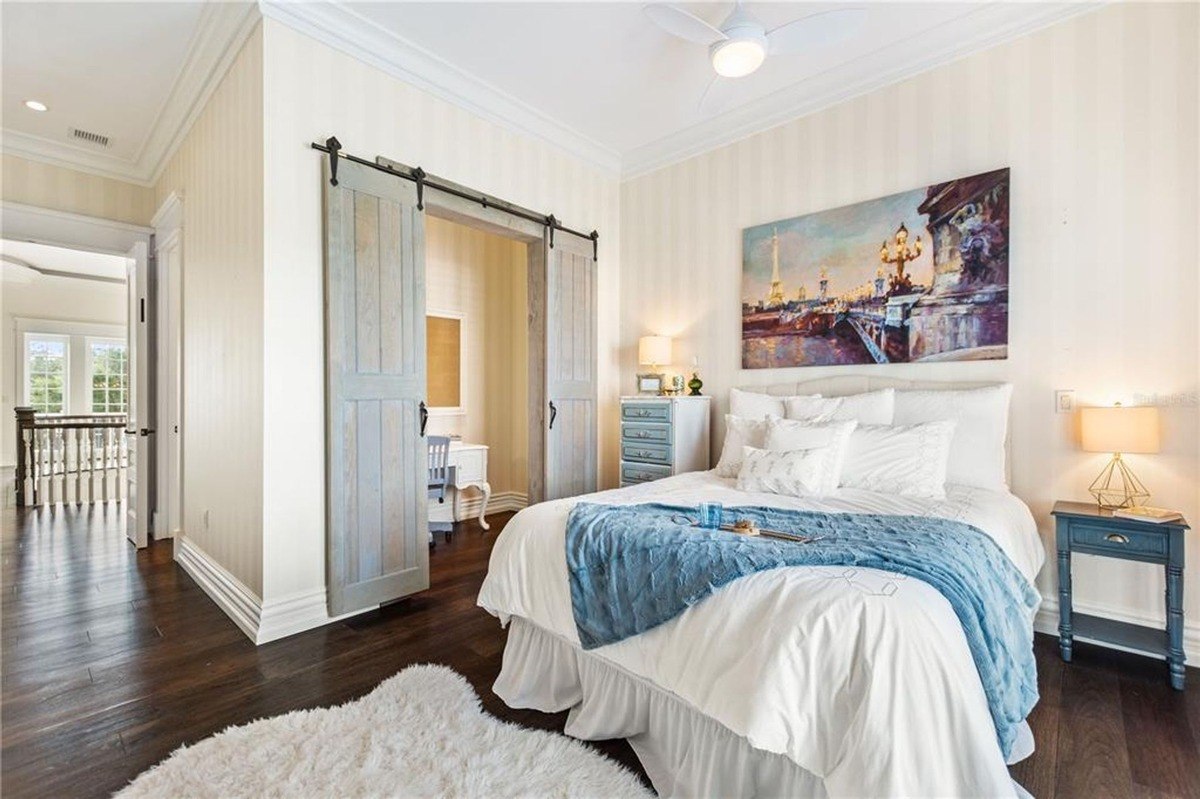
419;402;428;437
548;401;557;430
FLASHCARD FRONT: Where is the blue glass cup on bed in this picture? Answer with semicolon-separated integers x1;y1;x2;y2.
698;502;724;529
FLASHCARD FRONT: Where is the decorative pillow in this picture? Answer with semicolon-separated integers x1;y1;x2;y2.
762;417;858;495
736;446;830;498
839;421;957;499
714;415;770;478
730;387;820;421
892;385;1012;490
784;388;895;426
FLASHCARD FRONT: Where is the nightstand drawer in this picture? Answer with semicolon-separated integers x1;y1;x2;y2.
621;441;672;465
621;403;672;422
1069;521;1168;559
621;461;671;484
621;423;671;444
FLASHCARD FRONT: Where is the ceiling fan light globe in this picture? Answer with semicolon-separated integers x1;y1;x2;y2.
710;37;765;78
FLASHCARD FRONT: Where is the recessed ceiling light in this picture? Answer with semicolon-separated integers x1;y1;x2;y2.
24;100;48;112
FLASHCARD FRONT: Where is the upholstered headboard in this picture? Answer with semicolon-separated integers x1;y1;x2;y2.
733;376;1012;482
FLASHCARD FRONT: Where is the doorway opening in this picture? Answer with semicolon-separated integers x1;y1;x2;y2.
424;214;529;549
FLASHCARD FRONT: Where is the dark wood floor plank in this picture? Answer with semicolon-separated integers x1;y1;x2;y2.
3;504;1198;799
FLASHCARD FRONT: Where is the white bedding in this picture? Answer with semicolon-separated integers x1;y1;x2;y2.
477;471;1045;798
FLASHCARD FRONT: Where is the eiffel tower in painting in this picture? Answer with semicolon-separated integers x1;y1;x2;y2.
766;227;786;308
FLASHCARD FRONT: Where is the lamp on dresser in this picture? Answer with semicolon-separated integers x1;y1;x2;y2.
1080;403;1160;509
637;335;672;395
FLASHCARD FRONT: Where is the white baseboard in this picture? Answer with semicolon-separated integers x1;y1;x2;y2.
1034;594;1199;663
176;535;371;645
175;535;262;642
457;490;528;518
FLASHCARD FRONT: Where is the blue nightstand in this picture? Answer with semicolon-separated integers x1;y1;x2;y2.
1052;500;1189;689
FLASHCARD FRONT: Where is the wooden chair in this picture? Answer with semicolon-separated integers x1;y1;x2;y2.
428;436;453;544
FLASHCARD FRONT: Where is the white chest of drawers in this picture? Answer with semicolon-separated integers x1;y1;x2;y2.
619;396;711;487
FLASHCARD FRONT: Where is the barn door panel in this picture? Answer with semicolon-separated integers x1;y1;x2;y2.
325;159;428;616
544;234;597;501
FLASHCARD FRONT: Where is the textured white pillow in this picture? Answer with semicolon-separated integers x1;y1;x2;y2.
892;384;1012;490
784;388;895;426
730;387;820;421
736;446;830;498
763;417;858;495
840;421;957;499
715;415;770;478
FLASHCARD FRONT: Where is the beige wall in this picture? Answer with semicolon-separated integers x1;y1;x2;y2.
154;24;264;595
425;216;528;498
259;17;620;604
1;154;156;226
620;3;1200;627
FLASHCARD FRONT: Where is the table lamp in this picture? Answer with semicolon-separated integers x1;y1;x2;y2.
637;336;672;395
1080;404;1160;509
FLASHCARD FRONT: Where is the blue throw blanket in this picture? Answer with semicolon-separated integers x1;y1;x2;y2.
565;502;1040;759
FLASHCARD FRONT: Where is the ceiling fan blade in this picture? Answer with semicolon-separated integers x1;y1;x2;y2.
766;8;867;55
644;4;727;45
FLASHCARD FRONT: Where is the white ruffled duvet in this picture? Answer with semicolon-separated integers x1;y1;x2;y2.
477;472;1045;798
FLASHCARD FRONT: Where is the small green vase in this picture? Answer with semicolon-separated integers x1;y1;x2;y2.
687;372;703;396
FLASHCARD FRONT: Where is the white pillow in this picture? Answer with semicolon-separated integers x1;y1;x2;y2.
736;446;830;498
784;388;895;426
763;417;858;495
730;387;820;421
840;421;957;499
715;415;770;478
892;385;1012;490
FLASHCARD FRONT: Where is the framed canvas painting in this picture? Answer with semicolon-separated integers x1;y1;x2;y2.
741;167;1009;369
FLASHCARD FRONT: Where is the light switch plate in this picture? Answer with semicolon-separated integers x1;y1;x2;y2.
1055;390;1075;414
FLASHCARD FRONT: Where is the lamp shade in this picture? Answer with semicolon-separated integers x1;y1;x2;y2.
1080;406;1160;454
638;335;672;367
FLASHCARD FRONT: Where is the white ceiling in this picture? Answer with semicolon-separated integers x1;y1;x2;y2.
1;1;257;185
3;1;1093;182
1;239;129;283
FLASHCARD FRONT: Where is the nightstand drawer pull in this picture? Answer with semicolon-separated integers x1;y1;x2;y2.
1105;533;1130;544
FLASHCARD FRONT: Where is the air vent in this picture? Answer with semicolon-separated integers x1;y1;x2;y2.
68;127;110;148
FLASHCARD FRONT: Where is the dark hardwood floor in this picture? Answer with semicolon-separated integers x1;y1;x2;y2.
3;503;1198;798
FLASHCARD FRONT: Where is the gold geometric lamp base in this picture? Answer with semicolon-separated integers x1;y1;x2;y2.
1088;453;1150;510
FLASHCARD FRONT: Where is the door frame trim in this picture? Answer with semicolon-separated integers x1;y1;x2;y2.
153;192;184;550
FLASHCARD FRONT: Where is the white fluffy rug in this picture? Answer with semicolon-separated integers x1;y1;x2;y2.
117;664;652;798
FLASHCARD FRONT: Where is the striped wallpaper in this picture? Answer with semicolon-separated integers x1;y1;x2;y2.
620;2;1199;623
154;23;265;596
1;153;156;226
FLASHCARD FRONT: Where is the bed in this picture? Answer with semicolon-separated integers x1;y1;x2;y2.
477;378;1044;798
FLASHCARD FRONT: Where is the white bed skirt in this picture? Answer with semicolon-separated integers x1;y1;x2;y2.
493;617;1035;798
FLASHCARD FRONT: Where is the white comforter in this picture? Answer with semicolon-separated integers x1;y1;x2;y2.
477;472;1045;798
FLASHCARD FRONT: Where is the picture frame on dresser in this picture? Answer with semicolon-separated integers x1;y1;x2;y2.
636;373;665;395
620;396;712;487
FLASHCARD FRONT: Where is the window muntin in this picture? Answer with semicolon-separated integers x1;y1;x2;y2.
88;339;128;414
25;335;68;414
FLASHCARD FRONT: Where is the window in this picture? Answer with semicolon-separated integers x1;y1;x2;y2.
88;339;128;413
24;334;68;413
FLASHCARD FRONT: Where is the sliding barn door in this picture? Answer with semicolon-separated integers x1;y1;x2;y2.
325;159;429;616
544;233;597;500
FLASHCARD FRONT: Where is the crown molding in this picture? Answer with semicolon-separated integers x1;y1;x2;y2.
1;2;259;188
258;0;622;177
621;2;1104;180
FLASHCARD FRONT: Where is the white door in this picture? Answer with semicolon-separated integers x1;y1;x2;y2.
125;241;151;548
155;230;182;539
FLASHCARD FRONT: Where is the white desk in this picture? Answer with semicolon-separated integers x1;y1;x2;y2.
429;441;492;530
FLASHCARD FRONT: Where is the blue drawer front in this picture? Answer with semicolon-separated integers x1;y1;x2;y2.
622;403;672;422
1069;521;1168;559
621;461;671;484
621;441;672;465
621;423;671;444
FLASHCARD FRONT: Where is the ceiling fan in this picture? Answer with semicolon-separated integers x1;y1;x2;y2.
644;2;867;79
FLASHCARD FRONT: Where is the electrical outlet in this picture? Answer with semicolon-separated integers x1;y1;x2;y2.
1055;390;1075;414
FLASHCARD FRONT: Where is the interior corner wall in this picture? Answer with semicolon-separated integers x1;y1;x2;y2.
154;22;265;596
1;153;157;227
618;3;1200;625
259;16;620;611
